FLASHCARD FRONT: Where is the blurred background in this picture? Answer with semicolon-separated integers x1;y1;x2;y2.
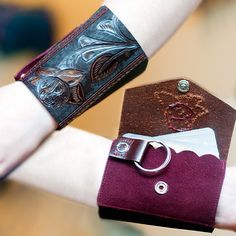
0;0;235;236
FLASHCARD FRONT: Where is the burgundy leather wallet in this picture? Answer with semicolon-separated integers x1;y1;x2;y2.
98;136;226;232
97;79;236;232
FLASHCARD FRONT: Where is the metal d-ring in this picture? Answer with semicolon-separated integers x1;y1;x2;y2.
134;140;171;176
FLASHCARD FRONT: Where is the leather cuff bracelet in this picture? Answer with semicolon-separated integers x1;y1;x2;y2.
15;6;148;128
98;135;226;232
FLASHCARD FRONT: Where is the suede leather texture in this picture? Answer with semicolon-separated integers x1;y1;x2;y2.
98;145;226;232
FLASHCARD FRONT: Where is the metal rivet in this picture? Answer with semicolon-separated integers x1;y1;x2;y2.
116;142;130;153
20;73;26;79
155;181;168;195
177;79;190;93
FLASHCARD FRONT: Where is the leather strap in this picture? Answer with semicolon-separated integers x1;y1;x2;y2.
109;137;149;163
15;6;148;128
109;136;172;176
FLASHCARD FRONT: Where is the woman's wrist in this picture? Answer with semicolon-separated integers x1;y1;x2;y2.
215;166;236;231
0;82;56;164
104;0;202;57
10;127;111;206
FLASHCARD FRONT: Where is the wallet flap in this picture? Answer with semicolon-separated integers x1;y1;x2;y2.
119;78;236;160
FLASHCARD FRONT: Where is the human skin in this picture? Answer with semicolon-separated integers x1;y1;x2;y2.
0;0;235;231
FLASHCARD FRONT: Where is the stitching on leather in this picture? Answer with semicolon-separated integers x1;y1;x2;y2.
59;54;146;127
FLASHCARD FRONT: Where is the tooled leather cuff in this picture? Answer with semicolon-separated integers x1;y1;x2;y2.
15;6;148;128
97;135;226;232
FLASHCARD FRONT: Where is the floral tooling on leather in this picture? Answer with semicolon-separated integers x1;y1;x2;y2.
27;15;139;109
29;68;85;108
154;91;209;131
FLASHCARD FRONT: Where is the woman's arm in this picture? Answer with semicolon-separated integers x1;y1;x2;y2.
0;82;56;169
4;0;202;209
215;166;236;231
0;0;201;167
10;127;236;231
10;127;111;206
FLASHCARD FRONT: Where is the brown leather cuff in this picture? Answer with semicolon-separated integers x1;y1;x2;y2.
15;6;148;129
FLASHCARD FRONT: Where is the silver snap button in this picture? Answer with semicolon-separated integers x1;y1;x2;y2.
155;181;168;195
177;79;190;93
116;142;130;153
